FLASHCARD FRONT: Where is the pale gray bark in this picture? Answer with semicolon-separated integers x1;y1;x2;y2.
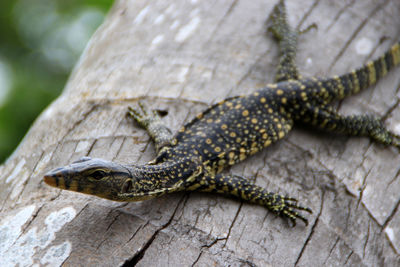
1;0;400;266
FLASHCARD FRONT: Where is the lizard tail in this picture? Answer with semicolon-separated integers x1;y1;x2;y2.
320;42;400;102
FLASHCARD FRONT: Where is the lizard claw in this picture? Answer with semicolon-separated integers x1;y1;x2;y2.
127;102;160;128
267;194;312;226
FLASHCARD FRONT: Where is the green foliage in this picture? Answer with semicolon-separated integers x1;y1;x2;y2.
0;0;113;162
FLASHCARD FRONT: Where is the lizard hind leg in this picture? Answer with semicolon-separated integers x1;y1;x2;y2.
127;102;174;153
300;104;400;149
190;173;312;225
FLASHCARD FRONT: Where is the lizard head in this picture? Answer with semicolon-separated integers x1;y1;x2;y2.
44;157;135;201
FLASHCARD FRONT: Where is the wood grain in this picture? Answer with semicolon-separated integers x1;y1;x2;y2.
1;0;400;266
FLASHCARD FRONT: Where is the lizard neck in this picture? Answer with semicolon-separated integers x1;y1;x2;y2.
123;157;202;195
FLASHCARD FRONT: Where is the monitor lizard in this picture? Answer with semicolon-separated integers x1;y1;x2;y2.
44;0;400;226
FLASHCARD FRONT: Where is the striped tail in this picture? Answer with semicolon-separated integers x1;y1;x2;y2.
321;42;400;101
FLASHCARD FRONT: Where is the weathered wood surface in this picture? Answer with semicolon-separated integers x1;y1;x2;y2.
1;0;400;266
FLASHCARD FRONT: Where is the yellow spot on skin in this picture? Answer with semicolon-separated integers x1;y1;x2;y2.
221;124;228;130
250;146;258;155
262;133;268;139
278;131;285;139
215;147;221;152
260;97;266;103
230;132;236;137
281;97;287;104
235;104;242;109
320;119;328;127
367;62;376;84
253;91;260;96
196;113;203;119
226;102;233;107
251;118;258;124
268;108;273;113
351;71;360;93
393;44;400;65
207;118;213;123
242;110;249;116
206;138;212;144
228;152;235;159
277;89;284;95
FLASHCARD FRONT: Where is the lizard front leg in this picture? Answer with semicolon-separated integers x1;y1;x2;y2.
187;173;312;225
127;102;174;153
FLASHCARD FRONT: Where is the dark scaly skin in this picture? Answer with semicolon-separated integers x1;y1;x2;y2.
44;0;400;226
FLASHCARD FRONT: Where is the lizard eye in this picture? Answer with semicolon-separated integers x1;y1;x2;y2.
91;170;107;180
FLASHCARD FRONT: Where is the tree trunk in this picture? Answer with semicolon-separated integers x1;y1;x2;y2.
1;0;400;266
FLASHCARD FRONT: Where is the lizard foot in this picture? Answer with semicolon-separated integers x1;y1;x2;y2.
267;194;313;226
127;101;160;129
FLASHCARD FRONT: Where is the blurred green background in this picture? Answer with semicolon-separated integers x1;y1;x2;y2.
0;0;114;163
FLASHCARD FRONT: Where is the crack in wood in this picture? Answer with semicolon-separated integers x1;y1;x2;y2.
121;195;186;266
382;196;400;231
327;0;390;73
296;0;320;31
190;251;203;267
223;202;243;248
326;0;356;32
344;250;354;265
324;236;340;265
294;190;324;266
363;221;371;258
95;211;122;250
203;0;239;46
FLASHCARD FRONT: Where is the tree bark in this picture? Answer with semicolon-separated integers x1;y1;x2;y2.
1;0;400;266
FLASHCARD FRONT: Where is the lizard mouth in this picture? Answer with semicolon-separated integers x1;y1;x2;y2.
43;173;69;189
43;168;63;188
43;168;69;190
